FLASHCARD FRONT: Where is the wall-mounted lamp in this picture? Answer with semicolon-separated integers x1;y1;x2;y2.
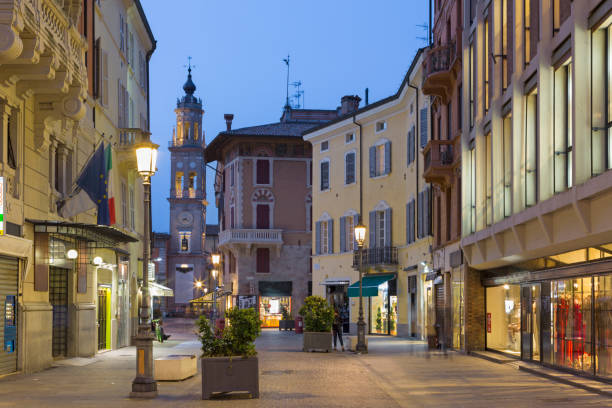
66;249;78;260
93;256;103;266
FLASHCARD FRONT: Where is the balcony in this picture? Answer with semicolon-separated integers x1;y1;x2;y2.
422;39;461;103
352;247;398;268
219;228;283;252
423;136;461;189
116;128;150;171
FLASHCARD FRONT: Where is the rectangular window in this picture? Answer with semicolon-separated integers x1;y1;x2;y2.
370;142;391;177
406;200;415;244
376;144;385;175
484;9;491;114
469;146;476;233
256;248;270;273
524;0;539;65
502;113;513;217
345;132;355;143
230;163;235;186
320;161;330;190
119;14;125;53
129;186;135;230
376;121;387;132
469;0;476;25
525;90;538;207
256;159;270;185
485;132;493;226
345;216;355;252
591;24;612;175
376;211;386;248
121;181;128;227
407;127;415;165
420;108;428;148
230;206;235;229
320;221;329;254
553;0;571;34
501;0;509;90
256;204;270;229
554;61;573;193
321;141;329;152
345;152;356;184
469;38;475;129
458;84;463;130
447;102;452;140
306;160;312;187
6;114;16;169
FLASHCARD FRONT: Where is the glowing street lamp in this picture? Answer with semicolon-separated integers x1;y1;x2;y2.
354;222;367;353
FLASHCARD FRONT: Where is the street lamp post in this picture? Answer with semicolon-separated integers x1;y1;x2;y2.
211;253;220;325
131;139;159;398
354;222;367;353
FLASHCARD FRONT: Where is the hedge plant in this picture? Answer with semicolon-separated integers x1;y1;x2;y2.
197;307;261;358
298;296;334;332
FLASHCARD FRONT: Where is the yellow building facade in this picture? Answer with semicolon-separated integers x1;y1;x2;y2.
305;50;434;339
0;0;155;374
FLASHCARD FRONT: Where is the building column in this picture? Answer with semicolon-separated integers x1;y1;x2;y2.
464;265;485;351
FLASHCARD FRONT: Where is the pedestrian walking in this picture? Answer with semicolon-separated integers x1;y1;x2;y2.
333;308;344;351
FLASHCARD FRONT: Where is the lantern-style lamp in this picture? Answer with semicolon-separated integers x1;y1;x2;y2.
135;140;159;178
354;223;367;248
211;253;221;266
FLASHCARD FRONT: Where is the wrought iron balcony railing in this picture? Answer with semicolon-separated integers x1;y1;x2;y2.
352;246;398;268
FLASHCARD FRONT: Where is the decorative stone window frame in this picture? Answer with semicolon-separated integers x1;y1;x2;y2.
251;188;275;229
344;149;357;185
319;157;331;192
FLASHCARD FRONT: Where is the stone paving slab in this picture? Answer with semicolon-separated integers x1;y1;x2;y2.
0;319;610;407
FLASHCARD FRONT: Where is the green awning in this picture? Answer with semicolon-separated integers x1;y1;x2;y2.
347;274;395;297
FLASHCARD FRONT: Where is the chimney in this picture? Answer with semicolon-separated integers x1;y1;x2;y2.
224;114;234;131
340;95;361;115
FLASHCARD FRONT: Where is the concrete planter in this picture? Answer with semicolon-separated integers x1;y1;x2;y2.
303;331;332;352
201;356;259;399
279;320;295;331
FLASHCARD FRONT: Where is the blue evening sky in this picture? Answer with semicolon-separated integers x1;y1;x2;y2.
142;0;429;233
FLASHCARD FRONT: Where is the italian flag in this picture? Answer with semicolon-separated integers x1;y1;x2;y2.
105;144;116;225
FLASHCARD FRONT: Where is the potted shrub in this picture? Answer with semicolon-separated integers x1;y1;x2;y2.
278;305;295;331
299;296;334;352
197;307;261;399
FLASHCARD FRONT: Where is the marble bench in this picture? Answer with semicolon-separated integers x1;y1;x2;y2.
154;354;197;381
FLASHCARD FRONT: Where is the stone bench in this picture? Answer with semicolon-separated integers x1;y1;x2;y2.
154;354;197;381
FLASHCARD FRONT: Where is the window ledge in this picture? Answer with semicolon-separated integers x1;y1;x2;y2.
370;173;390;180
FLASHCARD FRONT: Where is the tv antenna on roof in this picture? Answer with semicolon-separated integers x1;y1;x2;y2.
291;81;304;109
282;54;290;109
417;24;429;46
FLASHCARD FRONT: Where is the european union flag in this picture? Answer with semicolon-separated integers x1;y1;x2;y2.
77;143;110;225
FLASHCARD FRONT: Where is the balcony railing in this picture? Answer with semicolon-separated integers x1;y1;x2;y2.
219;229;283;246
423;136;461;187
424;41;456;78
352;247;398;268
422;38;460;103
118;128;149;147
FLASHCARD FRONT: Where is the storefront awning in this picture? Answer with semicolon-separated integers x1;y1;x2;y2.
259;281;292;297
27;219;138;247
149;282;173;297
348;274;395;297
319;277;351;286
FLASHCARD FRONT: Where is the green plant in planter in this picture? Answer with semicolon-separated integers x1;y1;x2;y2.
299;296;334;332
281;305;292;320
197;307;261;358
376;307;383;332
389;308;395;332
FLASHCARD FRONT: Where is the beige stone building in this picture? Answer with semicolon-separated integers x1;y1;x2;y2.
305;52;434;339
460;0;612;379
0;0;155;374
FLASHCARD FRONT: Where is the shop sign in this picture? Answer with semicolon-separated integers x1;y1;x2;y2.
425;272;438;281
487;313;492;333
237;295;257;310
0;176;4;235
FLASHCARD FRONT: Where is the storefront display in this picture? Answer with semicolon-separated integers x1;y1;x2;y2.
259;296;290;328
451;268;464;350
486;284;521;355
348;274;397;336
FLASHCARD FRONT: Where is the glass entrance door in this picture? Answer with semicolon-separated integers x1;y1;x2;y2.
521;284;541;361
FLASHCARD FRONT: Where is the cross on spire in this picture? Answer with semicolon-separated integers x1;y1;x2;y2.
184;56;195;75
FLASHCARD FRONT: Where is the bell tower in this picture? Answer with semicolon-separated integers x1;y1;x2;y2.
167;66;208;313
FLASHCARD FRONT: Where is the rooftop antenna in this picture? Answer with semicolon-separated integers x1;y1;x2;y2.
417;24;429;46
282;54;290;109
291;80;303;109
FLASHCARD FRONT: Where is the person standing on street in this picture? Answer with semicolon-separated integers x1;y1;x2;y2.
333;308;344;352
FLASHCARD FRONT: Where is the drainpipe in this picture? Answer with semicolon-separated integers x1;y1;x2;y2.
353;115;363;220
407;83;419;241
145;41;156;257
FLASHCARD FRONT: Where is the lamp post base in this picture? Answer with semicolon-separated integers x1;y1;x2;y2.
356;319;368;353
130;329;157;398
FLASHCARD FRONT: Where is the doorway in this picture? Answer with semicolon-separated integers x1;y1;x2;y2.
50;267;69;358
97;288;110;350
521;284;541;362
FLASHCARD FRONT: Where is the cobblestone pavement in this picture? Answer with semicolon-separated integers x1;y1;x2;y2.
0;318;610;407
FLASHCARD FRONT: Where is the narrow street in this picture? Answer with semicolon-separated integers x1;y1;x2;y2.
0;318;609;407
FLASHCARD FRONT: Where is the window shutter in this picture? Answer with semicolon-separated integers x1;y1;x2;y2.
327;219;334;254
117;79;123;127
406;203;410;244
410;200;415;243
369;146;376;177
425;187;431;236
369;211;376;248
384;208;392;246
315;221;321;255
339;216;346;252
384;141;391;174
102;50;109;106
417;192;423;239
420;107;428;148
353;214;359;249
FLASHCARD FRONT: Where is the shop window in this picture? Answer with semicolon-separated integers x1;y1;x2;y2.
178;231;191;253
486;285;521;355
452;269;464;350
525;89;538;207
320;160;330;191
595;274;612;378
256;248;270;273
256;159;270;185
485;132;493;226
591;23;612;175
554;60;573;193
345;151;356;184
369;141;391;177
369;278;397;336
